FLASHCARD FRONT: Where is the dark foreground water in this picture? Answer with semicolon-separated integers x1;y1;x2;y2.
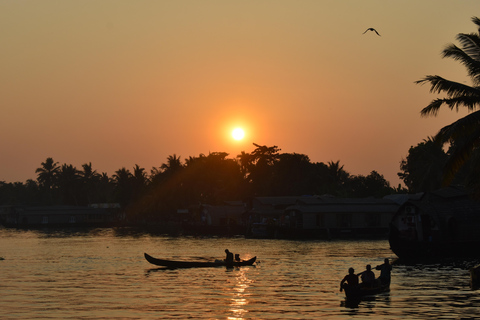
0;228;479;319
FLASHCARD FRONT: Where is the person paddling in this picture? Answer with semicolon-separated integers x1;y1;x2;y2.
225;249;234;264
340;267;359;292
359;264;375;288
375;258;392;286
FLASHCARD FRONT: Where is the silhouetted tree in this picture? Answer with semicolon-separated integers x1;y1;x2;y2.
271;153;316;196
80;162;101;205
132;164;148;201
35;157;60;204
113;167;133;207
57;164;81;205
248;143;281;196
398;137;447;192
348;171;391;198
416;16;480;185
236;151;252;179
326;160;350;196
161;154;183;176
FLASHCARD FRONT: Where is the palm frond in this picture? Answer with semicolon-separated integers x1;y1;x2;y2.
420;98;447;116
416;76;480;116
435;111;480;184
415;75;478;97
456;33;480;61
472;16;480;32
436;110;480;142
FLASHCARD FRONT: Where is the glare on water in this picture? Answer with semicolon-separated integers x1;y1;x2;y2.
0;228;479;319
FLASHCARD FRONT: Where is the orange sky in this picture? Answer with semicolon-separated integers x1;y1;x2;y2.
1;1;478;187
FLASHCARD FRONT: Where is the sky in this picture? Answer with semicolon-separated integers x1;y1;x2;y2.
1;1;479;187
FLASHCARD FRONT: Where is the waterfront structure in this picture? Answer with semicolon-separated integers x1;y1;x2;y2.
389;186;480;260
247;195;400;239
0;204;121;228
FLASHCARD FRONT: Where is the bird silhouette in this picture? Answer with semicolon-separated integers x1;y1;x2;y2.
363;28;380;36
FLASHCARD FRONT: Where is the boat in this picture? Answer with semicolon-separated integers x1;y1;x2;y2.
343;283;390;299
389;186;480;260
470;265;480;289
144;253;257;268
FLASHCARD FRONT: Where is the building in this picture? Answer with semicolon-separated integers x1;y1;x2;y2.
0;204;122;228
389;186;480;260
247;195;400;239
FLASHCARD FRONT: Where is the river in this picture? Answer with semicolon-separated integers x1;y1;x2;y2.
0;228;479;319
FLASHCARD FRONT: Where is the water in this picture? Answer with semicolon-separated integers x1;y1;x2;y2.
1;228;479;319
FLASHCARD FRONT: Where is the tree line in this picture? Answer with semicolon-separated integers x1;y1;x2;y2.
0;144;399;217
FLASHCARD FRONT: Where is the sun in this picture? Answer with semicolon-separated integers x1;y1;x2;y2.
232;128;245;140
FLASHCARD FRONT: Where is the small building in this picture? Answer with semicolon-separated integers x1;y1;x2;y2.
389;186;480;260
0;205;122;228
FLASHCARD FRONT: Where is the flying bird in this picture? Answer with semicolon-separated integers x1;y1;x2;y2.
363;28;381;36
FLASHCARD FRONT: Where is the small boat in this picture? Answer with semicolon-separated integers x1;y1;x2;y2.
470;265;480;289
144;253;257;268
343;283;390;299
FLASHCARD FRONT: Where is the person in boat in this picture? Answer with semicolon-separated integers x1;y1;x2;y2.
235;254;241;262
359;264;376;288
340;267;359;292
375;258;392;286
225;249;234;263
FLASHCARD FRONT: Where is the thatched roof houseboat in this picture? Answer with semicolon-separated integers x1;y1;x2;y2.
389;186;480;260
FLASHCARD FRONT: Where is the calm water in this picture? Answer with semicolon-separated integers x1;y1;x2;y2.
1;228;479;319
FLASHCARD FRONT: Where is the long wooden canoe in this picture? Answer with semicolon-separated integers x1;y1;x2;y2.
144;253;257;268
344;283;390;299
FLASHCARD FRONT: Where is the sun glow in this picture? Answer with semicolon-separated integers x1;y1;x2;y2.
232;128;245;141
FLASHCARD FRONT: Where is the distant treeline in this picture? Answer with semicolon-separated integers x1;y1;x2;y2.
0;144;405;214
2;141;477;220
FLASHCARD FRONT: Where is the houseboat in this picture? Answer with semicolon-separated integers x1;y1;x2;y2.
0;204;122;228
247;195;400;239
389;186;480;260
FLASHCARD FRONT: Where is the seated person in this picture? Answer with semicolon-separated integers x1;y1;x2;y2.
360;264;376;287
340;267;359;292
225;249;234;263
235;254;241;262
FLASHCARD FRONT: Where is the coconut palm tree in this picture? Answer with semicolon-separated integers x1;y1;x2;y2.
113;167;133;207
416;16;480;184
160;154;183;176
35;157;60;190
57;164;81;205
80;162;100;204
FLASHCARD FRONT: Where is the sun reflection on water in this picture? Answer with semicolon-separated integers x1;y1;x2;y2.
228;268;253;320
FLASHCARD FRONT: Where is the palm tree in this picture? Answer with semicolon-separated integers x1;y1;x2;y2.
113;167;133;207
57;164;81;205
80;162;100;204
35;157;60;190
236;151;251;179
416;16;480;184
326;160;349;195
132;164;148;201
160;154;183;176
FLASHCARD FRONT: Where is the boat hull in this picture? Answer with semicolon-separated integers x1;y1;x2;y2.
344;283;390;299
144;253;256;268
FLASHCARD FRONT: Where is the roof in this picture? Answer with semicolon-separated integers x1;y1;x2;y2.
401;186;480;224
15;206;112;216
251;196;400;215
288;198;399;214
